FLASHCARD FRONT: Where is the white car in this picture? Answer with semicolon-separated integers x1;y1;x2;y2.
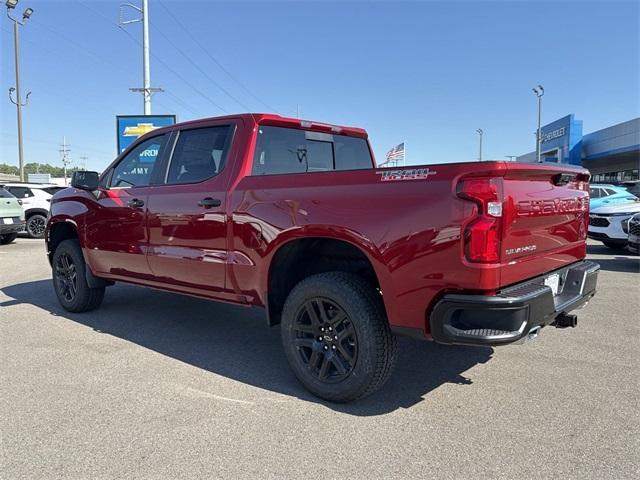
588;201;640;250
627;213;640;254
0;183;65;238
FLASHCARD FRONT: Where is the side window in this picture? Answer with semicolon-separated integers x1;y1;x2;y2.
334;135;373;170
252;126;372;175
166;126;231;184
8;186;33;198
110;135;166;188
589;187;601;198
604;188;617;196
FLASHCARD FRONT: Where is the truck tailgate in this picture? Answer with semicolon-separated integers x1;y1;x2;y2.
499;164;589;286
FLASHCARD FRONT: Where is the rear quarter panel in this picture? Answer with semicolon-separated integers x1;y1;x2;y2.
229;163;509;334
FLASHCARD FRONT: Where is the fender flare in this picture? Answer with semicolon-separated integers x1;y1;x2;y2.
260;225;395;320
25;207;49;219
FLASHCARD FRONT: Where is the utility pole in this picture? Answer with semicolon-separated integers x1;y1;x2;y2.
121;0;162;114
59;137;71;185
6;1;34;182
476;128;483;161
79;155;88;170
296;104;300;119
532;85;544;163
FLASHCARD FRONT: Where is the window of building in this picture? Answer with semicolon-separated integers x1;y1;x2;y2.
252;126;372;175
110;135;167;188
166;126;232;184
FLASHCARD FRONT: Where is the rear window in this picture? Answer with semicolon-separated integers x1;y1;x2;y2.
252;126;372;175
0;187;15;198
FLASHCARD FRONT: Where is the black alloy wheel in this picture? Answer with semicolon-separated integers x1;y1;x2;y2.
27;214;46;238
54;252;78;302
291;297;358;383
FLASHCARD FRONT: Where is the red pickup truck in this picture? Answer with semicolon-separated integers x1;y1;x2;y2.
46;114;599;402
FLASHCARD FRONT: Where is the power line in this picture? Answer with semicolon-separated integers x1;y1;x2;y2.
73;0;221;114
156;0;279;113
148;20;252;112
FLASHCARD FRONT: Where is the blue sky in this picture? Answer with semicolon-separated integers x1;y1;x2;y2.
1;0;638;171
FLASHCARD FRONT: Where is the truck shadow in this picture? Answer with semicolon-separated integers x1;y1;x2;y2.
1;280;493;416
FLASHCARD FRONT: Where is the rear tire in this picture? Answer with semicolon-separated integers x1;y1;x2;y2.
281;272;397;403
52;239;105;312
0;233;18;245
26;214;47;239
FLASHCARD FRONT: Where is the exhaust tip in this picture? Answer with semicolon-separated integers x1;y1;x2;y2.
526;326;541;340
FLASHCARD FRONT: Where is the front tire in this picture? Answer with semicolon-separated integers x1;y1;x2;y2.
0;233;18;245
52;239;105;312
281;272;397;403
602;240;627;250
26;214;47;239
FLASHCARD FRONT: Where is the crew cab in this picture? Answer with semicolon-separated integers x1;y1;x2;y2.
46;114;599;402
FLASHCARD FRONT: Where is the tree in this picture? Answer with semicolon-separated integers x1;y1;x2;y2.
0;163;78;177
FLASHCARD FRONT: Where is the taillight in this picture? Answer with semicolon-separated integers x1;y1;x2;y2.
457;177;503;263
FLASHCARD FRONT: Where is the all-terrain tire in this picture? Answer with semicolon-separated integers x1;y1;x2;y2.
52;239;105;312
281;272;398;403
0;233;18;245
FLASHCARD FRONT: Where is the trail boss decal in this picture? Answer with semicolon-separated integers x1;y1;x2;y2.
377;168;437;181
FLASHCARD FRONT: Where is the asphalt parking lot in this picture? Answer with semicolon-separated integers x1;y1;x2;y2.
1;238;638;479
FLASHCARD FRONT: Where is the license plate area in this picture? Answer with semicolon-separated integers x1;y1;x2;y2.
3;218;13;224
544;273;560;296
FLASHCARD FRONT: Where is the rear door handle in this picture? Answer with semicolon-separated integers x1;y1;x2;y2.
127;198;145;208
198;197;222;208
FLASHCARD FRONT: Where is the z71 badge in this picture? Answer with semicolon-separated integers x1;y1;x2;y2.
377;168;437;181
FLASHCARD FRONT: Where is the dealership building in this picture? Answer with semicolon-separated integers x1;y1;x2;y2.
517;115;640;182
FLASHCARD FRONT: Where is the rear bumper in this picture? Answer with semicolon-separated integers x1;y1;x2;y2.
430;260;600;346
0;221;25;235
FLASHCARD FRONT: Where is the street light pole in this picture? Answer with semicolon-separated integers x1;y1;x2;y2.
533;85;544;163
476;128;483;161
6;1;33;182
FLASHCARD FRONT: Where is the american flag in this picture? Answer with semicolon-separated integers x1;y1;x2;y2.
385;143;405;164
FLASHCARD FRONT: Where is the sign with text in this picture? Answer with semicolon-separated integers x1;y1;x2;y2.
116;115;176;154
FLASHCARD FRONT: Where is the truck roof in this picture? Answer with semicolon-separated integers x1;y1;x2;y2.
153;113;369;138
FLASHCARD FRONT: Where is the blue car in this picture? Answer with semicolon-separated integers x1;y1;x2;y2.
589;184;637;210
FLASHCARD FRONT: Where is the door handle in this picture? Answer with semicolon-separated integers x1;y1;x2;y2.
127;198;145;208
198;197;222;208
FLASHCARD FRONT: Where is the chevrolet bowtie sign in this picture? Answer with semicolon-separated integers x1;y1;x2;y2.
116;114;176;154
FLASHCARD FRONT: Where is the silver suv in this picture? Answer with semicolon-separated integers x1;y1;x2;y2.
0;187;25;244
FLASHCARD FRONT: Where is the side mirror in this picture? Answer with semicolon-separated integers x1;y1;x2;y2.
71;171;100;191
